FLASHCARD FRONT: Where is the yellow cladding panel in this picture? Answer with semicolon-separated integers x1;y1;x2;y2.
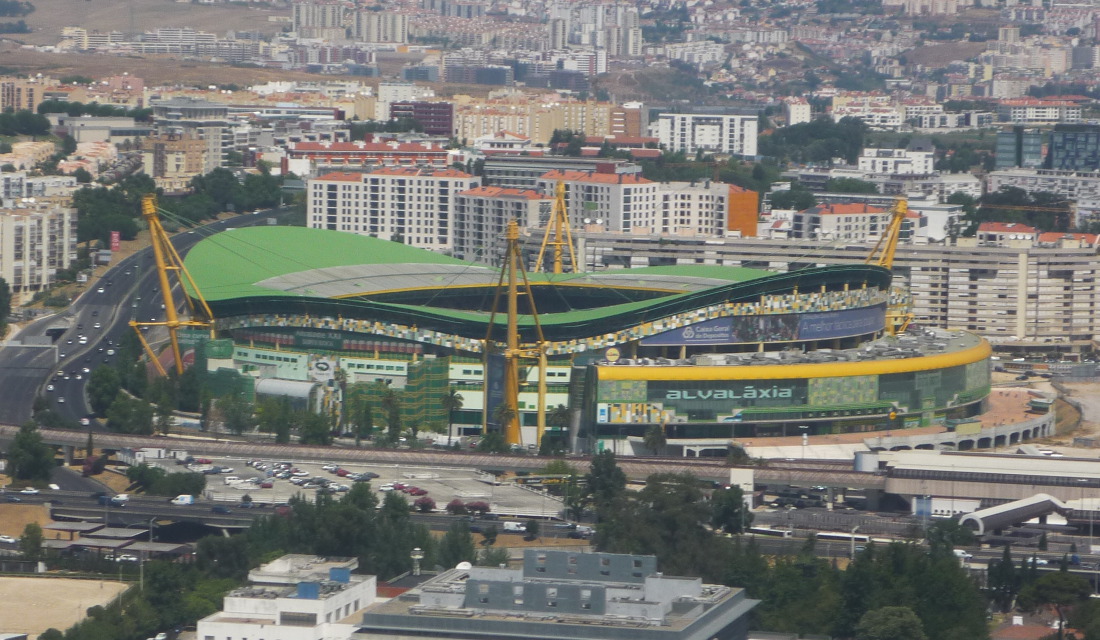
598;340;991;381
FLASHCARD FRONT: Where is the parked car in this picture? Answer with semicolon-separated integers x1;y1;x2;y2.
211;505;232;515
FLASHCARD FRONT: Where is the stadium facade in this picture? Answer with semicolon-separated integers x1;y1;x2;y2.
184;226;991;455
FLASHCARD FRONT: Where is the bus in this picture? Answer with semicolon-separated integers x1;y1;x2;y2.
747;526;793;538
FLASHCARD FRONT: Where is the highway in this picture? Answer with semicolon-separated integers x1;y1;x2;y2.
0;208;296;428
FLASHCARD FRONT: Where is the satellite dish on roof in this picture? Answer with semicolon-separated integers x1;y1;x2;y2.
456;561;473;570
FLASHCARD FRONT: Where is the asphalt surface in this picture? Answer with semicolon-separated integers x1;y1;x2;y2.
0;208;295;428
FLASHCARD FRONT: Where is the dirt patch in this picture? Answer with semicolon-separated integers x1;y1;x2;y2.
0;47;324;87
0;576;129;640
15;0;288;46
0;502;53;539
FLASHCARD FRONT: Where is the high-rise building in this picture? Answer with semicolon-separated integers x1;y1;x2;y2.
293;0;348;35
994;126;1044;169
0;201;77;296
353;11;408;44
549;18;568;50
1046;124;1100;171
139;133;208;192
0;76;58;113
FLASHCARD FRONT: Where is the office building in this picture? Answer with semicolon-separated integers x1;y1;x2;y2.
0;201;77;297
652;113;758;157
306;167;480;250
1046;124;1100;171
389;101;454;137
995;127;1044;169
198;554;375;640
139;133;208;191
0;76;58;113
359;550;758;640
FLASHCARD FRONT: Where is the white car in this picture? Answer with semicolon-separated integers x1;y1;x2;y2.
80;417;91;426
97;287;104;293
93;322;101;329
46;384;54;392
19;487;39;494
58;397;66;403
0;535;16;544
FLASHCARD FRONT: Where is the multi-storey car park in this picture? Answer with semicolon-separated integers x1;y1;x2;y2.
182;226;992;457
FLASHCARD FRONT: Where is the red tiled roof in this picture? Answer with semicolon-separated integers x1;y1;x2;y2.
978;222;1037;234
313;172;364;182
369;167;473;178
1038;231;1097;244
290;141;446;152
804;203;886;215
457;186;550;200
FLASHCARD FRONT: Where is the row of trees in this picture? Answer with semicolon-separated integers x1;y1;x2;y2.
37;100;152;122
0;109;50;137
125;463;206;497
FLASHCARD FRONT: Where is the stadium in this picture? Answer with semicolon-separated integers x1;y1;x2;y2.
183;226;992;456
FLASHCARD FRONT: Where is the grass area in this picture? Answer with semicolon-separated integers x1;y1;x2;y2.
1054;397;1082;437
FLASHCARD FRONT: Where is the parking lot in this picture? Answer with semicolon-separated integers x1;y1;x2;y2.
170;457;565;519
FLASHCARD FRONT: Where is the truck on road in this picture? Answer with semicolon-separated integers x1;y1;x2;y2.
170;495;195;506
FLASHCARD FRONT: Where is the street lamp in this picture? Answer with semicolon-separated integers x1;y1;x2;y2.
850;525;861;560
411;547;424;576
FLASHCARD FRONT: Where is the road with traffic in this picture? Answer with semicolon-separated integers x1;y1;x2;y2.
0;208;296;428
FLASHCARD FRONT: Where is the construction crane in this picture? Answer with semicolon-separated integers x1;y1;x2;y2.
534;181;579;274
130;193;215;377
863;197;914;335
484;220;549;447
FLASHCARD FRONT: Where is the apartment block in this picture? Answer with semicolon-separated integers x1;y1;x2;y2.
150;97;230;173
482;156;641;190
782;97;812;126
995;127;1044;169
987;168;1100;227
453;185;552;263
652;113;758;157
0;76;59;113
858;141;935;175
307;167;480;250
284;139;451;176
791;203;895;242
997;99;1083;125
139;133;208;192
389;101;454;137
353;11;408;44
0;201;77;296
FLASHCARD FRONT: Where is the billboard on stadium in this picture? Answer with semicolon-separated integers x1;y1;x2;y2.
639;304;886;346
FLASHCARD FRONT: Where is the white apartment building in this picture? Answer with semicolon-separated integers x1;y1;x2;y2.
307;167;480;251
652;113;758;157
453;185;552;264
997;99;1083;124
353;11;408;43
0;201;77;296
660;180;743;236
536;169;660;233
375;82;435;121
791;202;895;242
782;97;812;126
198;554;376;640
858;145;935;175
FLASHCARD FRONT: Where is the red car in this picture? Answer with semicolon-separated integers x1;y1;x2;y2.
260;481;273;489
335;468;350;477
392;482;407;491
408;487;428;496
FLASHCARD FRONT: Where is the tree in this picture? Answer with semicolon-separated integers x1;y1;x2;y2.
438;521;476;568
298;411;332;445
20;522;43;562
477;432;509;453
855;606;927;640
414;496;436;513
491;402;517;435
87;366;122;416
7;421;54;481
826;177;879;194
381;386;402;444
441;387;464;447
477;546;509;567
481;525;498;547
643;424;667;455
73;167;94;183
585;450;626;509
217;394;253;435
711;486;753;534
105;392;154;435
524;519;541;540
1018;572;1092;640
445;499;468;515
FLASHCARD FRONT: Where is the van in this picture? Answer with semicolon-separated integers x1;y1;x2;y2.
953;549;973;561
502;521;526;533
170;495;194;506
223;476;241;485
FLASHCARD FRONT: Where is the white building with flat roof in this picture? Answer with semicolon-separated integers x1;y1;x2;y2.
652;113;758;157
197;555;376;640
0;201;77;297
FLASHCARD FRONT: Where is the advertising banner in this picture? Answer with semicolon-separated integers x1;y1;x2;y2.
640;304;886;346
484;352;506;429
110;231;120;252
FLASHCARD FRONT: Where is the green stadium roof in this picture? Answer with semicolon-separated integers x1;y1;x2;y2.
184;226;892;342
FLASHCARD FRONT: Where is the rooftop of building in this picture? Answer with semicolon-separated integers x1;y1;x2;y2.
290;140;446;151
540;169;652;185
457;185;550;199
802;203;887;216
977;222;1038;234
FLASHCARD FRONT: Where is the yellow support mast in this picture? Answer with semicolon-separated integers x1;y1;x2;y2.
865;197;913;334
484;220;547;447
534;181;579;274
130;193;215;376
